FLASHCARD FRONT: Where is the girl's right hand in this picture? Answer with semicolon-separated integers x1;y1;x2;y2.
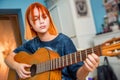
15;63;31;79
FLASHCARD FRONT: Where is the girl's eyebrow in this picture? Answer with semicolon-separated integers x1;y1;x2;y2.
34;16;39;17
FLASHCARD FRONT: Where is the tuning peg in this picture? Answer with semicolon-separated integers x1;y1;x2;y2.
113;41;117;44
114;49;119;53
105;43;110;46
107;51;112;54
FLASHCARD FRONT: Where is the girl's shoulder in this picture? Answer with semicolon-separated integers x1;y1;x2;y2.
23;37;39;45
58;33;70;39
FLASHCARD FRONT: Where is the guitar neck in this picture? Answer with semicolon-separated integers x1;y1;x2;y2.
34;45;101;74
53;45;101;68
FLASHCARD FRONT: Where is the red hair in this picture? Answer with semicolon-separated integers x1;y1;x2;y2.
25;2;58;40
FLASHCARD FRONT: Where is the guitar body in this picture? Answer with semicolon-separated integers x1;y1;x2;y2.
8;48;62;80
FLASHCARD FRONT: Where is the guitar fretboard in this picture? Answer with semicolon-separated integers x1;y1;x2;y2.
35;45;101;74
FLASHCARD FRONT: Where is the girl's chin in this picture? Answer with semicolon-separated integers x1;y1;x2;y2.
36;29;47;33
37;31;48;34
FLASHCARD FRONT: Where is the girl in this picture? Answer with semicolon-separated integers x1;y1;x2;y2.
5;2;99;80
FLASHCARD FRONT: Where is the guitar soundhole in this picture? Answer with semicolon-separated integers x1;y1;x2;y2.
30;64;36;77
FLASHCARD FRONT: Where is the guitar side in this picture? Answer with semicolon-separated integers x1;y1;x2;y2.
8;69;18;80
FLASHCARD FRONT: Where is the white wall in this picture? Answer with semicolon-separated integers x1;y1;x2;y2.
69;0;96;49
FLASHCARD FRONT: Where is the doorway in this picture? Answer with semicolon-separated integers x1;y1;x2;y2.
0;14;22;80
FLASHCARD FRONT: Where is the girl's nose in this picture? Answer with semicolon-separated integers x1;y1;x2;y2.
39;17;44;24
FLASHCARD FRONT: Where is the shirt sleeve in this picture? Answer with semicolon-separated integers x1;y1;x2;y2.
13;40;35;54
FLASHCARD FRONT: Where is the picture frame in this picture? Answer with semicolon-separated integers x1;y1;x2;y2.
75;0;88;17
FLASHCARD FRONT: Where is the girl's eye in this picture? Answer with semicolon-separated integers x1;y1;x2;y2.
32;19;37;21
32;17;39;21
42;15;47;19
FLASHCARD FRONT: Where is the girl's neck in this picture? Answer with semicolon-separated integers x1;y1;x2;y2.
37;32;58;42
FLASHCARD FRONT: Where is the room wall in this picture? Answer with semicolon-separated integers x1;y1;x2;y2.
0;0;46;42
90;0;106;34
68;0;96;49
0;0;106;44
0;0;46;21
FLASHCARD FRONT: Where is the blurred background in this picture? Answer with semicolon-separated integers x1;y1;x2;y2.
0;0;120;80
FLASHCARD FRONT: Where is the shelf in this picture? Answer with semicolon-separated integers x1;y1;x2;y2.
93;30;120;45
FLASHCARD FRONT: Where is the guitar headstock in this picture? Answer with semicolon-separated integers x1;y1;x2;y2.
101;37;120;57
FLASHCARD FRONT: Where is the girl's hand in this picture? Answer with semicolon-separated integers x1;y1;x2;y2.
83;53;100;72
15;63;31;79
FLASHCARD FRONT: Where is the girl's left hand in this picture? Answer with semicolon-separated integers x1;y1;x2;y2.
83;53;100;72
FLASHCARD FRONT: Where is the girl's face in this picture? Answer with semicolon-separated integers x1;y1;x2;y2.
29;7;50;34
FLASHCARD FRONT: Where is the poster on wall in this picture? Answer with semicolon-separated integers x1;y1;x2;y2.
75;0;88;17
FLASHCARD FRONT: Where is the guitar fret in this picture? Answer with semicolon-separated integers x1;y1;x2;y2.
36;65;38;73
53;59;55;69
93;47;96;53
45;62;46;71
40;64;42;73
80;51;82;61
46;61;48;71
56;58;58;69
66;55;68;66
58;57;61;68
50;60;52;70
44;62;47;71
44;62;46;71
46;61;49;71
43;62;45;72
48;60;51;70
44;62;45;71
43;63;44;72
40;63;43;73
75;52;77;63
95;47;98;53
42;63;44;72
36;65;39;73
67;54;69;66
91;47;94;53
45;62;47;71
41;63;43;72
81;51;83;60
70;54;72;64
40;63;42;73
89;48;92;54
62;56;64;67
85;50;88;58
47;61;49;70
76;52;79;62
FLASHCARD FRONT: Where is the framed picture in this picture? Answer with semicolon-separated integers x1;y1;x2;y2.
75;0;88;17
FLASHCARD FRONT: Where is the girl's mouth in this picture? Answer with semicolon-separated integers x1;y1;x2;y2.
40;25;46;29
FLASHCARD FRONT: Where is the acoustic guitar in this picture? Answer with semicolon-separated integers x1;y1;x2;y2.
8;37;120;80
